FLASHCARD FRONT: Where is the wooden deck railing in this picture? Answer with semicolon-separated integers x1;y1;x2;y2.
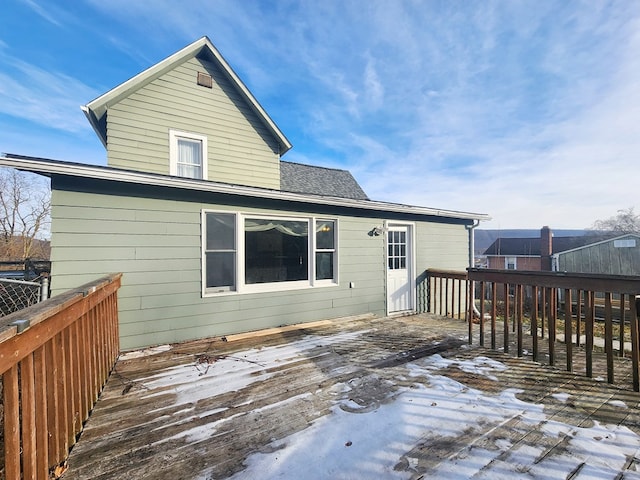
424;268;640;391
0;273;122;479
422;268;469;319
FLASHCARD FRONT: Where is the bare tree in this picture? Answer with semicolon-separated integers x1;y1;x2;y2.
0;168;51;259
590;207;640;235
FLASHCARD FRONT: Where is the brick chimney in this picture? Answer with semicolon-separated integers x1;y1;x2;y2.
540;226;552;270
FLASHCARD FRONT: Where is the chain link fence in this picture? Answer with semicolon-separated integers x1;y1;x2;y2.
0;276;48;316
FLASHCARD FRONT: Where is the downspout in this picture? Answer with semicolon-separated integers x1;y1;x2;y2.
466;220;481;318
467;219;480;269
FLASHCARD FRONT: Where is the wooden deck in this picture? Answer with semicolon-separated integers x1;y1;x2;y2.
62;314;640;479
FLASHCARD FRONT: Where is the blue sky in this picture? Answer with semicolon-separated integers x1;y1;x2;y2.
1;0;639;229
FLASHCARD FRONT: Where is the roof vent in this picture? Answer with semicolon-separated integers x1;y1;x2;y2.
197;72;213;88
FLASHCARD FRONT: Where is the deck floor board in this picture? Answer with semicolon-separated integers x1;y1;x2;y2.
63;314;640;479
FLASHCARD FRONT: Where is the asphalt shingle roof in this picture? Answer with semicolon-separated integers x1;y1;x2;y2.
280;161;369;200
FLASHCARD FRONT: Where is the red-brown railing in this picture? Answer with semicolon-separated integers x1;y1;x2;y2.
424;268;470;319
424;268;640;391
0;273;122;479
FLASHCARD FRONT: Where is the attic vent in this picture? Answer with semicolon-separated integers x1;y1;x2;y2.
197;72;213;88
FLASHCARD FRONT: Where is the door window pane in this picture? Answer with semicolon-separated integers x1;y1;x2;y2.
388;229;408;271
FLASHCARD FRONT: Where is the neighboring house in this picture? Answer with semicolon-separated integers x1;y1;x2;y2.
555;234;640;275
484;226;640;275
0;37;488;349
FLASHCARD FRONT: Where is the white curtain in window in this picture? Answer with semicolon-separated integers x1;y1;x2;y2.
245;219;308;237
177;138;202;178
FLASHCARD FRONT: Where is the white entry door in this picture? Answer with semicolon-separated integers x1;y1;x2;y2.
386;225;414;314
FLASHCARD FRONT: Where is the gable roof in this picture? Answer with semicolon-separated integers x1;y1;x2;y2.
280;161;369;200
0;154;489;223
81;36;292;155
483;234;624;256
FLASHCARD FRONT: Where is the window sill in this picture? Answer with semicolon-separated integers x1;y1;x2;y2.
202;280;339;298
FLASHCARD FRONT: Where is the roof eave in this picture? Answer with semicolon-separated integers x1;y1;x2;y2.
80;105;107;149
0;155;489;222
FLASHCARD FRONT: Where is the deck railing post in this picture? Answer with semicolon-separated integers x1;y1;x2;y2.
576;289;582;347
619;294;626;357
479;281;485;347
532;286;539;361
503;283;509;353
517;284;523;357
604;292;614;383
468;278;474;344
632;296;640;391
586;291;595;378
491;282;497;350
564;288;573;372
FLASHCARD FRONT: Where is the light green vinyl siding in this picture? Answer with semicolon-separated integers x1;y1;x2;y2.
49;182;472;350
106;55;281;189
415;221;470;315
415;222;469;272
50;189;387;350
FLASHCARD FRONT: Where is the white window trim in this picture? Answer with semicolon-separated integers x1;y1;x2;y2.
201;210;237;296
505;257;517;269
313;218;339;287
169;129;208;180
202;210;339;297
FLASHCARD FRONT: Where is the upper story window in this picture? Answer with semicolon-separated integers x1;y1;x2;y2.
169;130;208;180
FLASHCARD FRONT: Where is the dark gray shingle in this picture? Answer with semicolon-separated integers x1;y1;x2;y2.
280;161;368;200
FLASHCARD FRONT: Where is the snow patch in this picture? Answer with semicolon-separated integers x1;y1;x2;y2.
119;344;172;360
552;392;571;403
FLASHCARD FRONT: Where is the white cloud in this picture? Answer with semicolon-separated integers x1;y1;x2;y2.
363;56;384;111
0;54;99;133
20;0;63;26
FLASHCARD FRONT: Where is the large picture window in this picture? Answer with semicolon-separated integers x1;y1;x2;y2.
202;212;337;295
245;219;309;284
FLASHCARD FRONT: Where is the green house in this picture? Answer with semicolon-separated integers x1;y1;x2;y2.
1;37;488;350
